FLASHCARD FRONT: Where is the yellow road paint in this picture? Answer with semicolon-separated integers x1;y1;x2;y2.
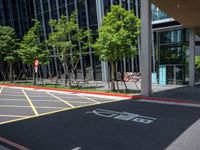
0;99;124;125
22;89;39;116
0;114;29;118
46;92;75;108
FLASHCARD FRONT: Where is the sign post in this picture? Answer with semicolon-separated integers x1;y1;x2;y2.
34;58;39;85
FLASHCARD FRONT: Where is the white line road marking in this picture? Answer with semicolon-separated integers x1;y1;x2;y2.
0;105;31;108
0;105;65;109
35;106;66;109
0;114;29;118
17;95;52;98
78;95;101;104
22;89;39;116
0;99;27;101
0;87;3;94
64;101;95;104
29;99;64;102
0;94;24;96
46;92;75;108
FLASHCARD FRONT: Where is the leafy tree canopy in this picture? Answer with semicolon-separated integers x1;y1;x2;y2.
0;25;18;63
48;13;92;64
93;5;140;62
18;19;49;65
196;56;200;69
48;12;92;87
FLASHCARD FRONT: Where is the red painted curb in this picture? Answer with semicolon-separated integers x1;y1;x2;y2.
0;136;30;150
0;84;135;99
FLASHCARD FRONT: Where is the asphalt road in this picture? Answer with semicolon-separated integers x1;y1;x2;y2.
0;96;199;150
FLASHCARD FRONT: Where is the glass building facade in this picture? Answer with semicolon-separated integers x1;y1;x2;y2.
152;6;189;85
0;0;34;37
152;4;170;21
32;0;141;81
154;29;188;85
0;0;191;85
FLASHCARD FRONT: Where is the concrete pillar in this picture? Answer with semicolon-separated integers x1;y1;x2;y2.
96;0;109;82
141;0;152;96
189;28;195;86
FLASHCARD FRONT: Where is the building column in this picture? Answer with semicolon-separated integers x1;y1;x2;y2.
85;0;95;80
189;28;195;86
96;0;109;82
141;0;152;96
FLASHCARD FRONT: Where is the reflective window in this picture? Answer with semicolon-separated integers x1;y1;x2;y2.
159;30;186;65
152;5;170;21
88;0;97;26
77;0;87;27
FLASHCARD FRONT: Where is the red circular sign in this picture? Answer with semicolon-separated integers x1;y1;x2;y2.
34;59;39;67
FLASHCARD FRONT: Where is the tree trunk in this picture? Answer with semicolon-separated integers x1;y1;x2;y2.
63;61;72;88
8;62;13;82
65;63;72;88
110;61;116;91
63;63;67;87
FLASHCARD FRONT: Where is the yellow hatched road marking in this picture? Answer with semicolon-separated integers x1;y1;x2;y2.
0;99;124;125
22;89;39;116
46;92;75;108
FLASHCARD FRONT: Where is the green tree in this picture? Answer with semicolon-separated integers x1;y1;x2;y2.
93;5;140;91
0;25;18;81
48;13;92;87
18;19;49;84
196;56;200;69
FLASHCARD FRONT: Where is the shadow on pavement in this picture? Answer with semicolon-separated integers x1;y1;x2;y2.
152;84;200;103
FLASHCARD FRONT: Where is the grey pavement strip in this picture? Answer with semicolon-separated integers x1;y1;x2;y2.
139;99;200;108
166;119;200;150
0;107;35;116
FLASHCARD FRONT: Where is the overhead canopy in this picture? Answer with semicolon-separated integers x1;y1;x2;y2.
151;0;200;34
